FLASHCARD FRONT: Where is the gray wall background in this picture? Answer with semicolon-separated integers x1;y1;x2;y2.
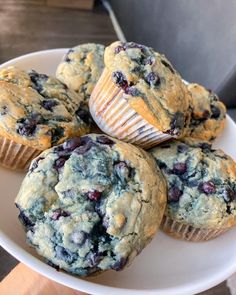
109;0;236;98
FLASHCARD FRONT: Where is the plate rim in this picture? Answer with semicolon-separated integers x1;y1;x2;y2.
0;48;69;68
0;49;236;295
1;221;236;295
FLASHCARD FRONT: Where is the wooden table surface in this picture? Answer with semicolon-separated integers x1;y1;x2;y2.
0;0;115;64
0;0;232;294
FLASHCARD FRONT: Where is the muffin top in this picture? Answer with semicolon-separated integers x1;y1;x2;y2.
187;83;226;141
150;139;236;229
104;41;191;136
56;43;105;105
15;134;166;276
0;67;90;150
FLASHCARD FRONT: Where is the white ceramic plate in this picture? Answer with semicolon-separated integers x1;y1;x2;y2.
0;49;236;295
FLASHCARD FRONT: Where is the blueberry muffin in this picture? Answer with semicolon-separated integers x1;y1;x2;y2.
89;41;191;149
187;83;226;141
0;66;90;170
15;134;166;276
56;43;105;106
150;139;236;241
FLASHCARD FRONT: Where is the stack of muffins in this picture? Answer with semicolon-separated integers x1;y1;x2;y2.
1;41;236;276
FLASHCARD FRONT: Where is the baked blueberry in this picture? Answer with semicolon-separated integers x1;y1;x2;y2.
145;72;160;87
40;99;58;112
115;44;125;54
112;71;128;88
16;118;37;137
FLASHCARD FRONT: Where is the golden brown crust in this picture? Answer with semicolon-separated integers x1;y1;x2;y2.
104;41;191;136
0;67;90;150
56;43;105;105
187;83;226;141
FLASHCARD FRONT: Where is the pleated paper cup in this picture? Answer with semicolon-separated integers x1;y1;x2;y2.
89;68;172;149
161;215;229;242
0;136;42;171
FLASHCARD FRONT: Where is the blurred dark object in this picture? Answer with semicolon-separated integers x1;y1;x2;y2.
0;248;18;281
198;282;230;295
109;0;236;106
217;65;236;108
47;0;94;10
228;109;236;121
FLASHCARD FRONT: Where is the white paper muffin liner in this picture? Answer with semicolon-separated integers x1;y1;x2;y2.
161;215;230;242
89;68;172;149
0;136;42;171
